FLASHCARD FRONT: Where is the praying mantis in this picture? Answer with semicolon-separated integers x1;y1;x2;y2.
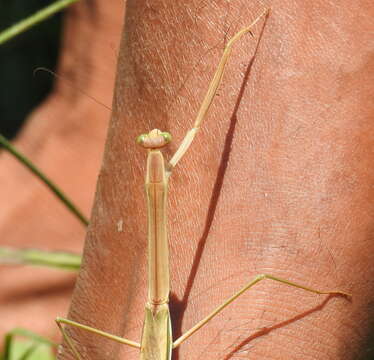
55;9;350;360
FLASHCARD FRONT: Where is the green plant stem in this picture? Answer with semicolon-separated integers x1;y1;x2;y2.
0;0;80;45
0;134;89;226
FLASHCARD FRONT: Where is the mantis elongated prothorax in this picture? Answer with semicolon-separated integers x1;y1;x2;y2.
55;9;350;360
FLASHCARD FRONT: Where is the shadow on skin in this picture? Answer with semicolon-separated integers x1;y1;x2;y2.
214;293;351;359
170;14;269;360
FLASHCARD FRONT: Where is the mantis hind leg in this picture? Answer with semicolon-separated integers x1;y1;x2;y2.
173;274;350;348
55;317;140;360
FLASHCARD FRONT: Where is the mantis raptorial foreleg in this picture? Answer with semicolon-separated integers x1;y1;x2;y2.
167;12;264;171
56;9;350;360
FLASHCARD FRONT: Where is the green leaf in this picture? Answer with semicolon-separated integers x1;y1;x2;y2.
5;339;55;360
0;247;81;271
1;329;57;360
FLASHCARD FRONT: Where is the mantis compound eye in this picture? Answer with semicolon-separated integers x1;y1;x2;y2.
136;129;172;149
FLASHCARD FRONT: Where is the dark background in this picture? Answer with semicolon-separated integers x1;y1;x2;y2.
0;0;63;139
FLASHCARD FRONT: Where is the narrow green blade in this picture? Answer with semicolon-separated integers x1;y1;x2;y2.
0;134;89;226
0;0;80;45
0;247;81;271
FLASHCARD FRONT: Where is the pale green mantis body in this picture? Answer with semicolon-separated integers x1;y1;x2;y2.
55;10;349;360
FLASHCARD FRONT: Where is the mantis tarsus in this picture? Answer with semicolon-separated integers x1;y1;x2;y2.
56;10;350;360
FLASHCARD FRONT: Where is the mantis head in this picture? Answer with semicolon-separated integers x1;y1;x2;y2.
136;129;172;149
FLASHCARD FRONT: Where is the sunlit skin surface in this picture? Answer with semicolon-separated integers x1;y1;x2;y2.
53;1;373;360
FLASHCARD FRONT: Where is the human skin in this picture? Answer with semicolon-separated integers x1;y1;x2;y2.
57;1;374;359
0;0;123;344
6;0;373;359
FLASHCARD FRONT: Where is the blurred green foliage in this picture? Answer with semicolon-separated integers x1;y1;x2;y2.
1;328;57;360
2;341;54;360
